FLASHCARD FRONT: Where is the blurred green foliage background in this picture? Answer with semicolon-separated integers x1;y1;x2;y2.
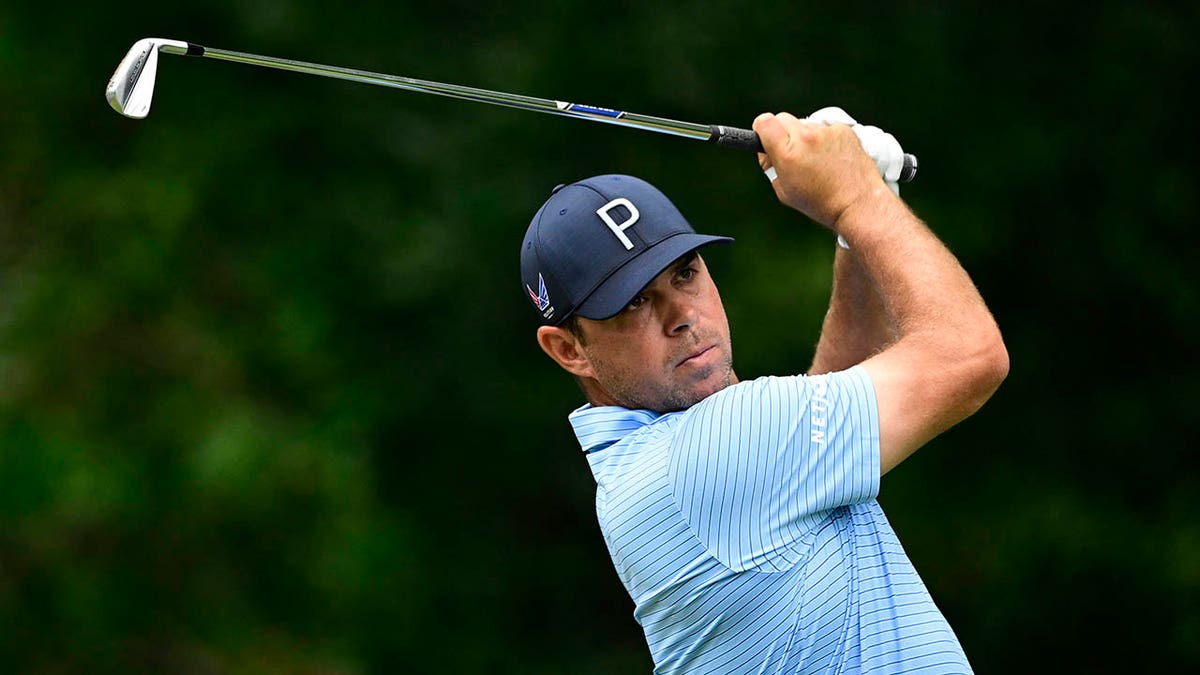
1;2;1196;672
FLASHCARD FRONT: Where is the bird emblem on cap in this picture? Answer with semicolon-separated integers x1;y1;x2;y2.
527;273;551;312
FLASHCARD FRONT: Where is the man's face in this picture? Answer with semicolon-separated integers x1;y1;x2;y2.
573;251;734;413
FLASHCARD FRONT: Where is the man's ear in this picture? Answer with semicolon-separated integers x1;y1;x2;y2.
536;326;595;378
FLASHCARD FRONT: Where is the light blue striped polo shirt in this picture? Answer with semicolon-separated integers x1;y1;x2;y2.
569;366;972;674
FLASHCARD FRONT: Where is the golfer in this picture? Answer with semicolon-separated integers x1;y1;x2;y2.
519;108;1008;674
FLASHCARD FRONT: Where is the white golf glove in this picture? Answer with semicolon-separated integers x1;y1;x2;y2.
803;107;903;249
805;106;904;194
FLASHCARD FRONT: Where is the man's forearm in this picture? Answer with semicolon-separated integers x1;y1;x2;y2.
837;186;996;347
808;246;896;375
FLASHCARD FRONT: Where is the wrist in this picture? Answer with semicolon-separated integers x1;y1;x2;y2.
832;182;905;247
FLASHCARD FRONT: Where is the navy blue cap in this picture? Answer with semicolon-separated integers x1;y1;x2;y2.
520;174;733;326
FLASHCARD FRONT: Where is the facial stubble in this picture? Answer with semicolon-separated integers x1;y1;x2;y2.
583;332;735;413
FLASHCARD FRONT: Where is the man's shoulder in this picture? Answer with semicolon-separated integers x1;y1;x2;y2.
672;366;877;458
687;368;869;413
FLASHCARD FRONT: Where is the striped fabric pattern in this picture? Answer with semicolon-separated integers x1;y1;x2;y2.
570;366;972;674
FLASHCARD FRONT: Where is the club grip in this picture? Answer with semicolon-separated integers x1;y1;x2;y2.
708;124;919;183
709;125;764;152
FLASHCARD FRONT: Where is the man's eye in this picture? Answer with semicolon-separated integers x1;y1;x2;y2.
678;267;697;281
626;296;647;311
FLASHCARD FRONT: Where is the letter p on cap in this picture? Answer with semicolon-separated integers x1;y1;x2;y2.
596;198;640;251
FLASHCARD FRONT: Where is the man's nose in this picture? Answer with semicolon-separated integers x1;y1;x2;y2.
665;293;697;336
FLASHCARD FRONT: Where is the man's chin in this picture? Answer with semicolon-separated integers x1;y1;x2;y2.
697;369;735;401
657;370;733;413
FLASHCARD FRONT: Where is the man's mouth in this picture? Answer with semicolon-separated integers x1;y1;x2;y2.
677;345;716;368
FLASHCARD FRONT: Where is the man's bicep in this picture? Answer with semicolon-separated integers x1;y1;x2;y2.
859;338;1000;475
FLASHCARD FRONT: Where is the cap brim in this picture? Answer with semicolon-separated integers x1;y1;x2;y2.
574;232;733;321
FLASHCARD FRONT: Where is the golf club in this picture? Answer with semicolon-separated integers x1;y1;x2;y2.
106;38;918;182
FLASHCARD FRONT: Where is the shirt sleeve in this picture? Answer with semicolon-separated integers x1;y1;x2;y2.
668;366;880;572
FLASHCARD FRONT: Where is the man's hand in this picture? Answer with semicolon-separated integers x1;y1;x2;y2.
753;111;892;230
801;106;907;189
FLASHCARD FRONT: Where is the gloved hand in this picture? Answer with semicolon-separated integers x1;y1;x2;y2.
802;107;902;249
805;106;903;195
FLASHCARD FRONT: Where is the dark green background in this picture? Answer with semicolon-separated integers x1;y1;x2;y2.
2;2;1196;672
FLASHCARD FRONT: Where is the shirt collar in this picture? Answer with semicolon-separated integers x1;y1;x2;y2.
568;404;663;453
